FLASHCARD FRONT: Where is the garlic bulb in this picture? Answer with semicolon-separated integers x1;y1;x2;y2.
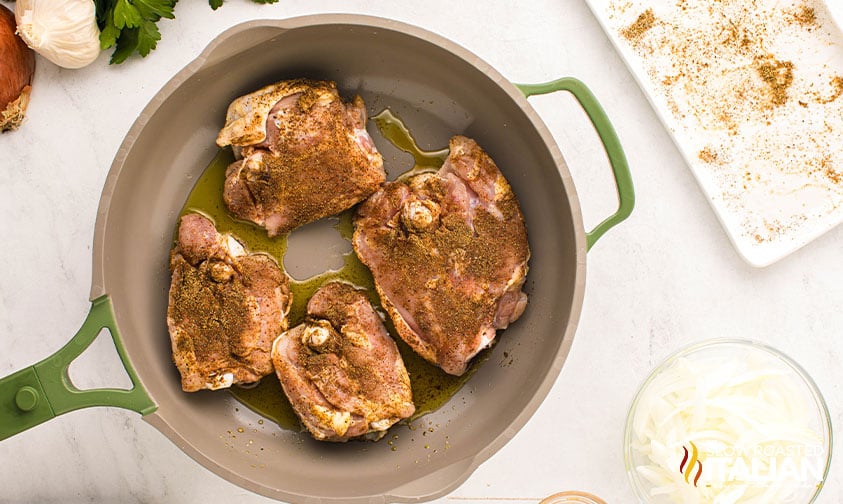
14;0;101;69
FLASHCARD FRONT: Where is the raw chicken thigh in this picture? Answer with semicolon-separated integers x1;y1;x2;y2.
167;213;292;392
271;282;415;441
216;79;385;236
353;136;530;376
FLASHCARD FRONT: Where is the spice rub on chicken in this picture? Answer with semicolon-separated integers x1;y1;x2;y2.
167;213;292;392
216;79;385;237
353;136;530;376
271;282;415;441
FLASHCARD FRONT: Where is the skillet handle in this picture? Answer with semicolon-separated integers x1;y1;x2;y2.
0;295;156;441
517;78;635;250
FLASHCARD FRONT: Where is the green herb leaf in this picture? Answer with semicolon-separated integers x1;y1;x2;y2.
136;0;176;20
95;0;113;26
113;0;143;29
110;27;140;64
94;0;272;64
210;0;278;8
99;10;121;49
137;19;162;57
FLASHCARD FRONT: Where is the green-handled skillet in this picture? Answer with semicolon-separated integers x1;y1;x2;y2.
0;15;633;503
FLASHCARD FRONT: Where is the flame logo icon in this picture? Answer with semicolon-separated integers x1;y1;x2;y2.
679;441;703;487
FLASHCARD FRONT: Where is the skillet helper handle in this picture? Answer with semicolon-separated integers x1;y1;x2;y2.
517;78;634;250
0;295;156;441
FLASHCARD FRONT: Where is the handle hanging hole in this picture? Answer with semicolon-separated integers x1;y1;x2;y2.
67;328;133;391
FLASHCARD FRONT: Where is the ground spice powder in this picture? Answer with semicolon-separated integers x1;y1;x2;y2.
621;9;655;41
607;0;843;246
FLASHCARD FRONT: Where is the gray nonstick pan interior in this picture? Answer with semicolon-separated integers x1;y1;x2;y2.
92;15;586;503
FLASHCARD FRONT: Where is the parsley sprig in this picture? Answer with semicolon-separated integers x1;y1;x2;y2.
95;0;279;64
210;0;279;9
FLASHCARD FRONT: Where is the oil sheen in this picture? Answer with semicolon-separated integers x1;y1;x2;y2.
176;110;487;432
371;108;448;178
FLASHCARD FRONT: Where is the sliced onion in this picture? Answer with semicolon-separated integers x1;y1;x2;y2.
630;345;826;503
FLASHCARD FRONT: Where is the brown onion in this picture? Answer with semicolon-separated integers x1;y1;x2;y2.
0;4;35;132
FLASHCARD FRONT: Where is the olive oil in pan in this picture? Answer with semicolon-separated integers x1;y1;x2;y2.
175;110;484;432
371;108;448;179
179;148;289;261
177;148;299;429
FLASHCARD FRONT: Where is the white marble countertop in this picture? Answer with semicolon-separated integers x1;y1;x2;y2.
2;1;843;503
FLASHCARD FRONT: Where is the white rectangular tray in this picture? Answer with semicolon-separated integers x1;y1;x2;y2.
586;0;843;266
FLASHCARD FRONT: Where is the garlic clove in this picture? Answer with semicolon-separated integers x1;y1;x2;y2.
14;0;101;70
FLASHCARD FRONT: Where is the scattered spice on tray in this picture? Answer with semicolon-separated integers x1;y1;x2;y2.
819;76;843;103
792;5;817;27
621;8;655;41
697;147;717;164
755;55;794;107
607;0;843;246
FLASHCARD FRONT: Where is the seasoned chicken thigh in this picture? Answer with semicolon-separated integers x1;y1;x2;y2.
216;79;385;236
353;136;530;376
271;282;414;441
167;213;292;392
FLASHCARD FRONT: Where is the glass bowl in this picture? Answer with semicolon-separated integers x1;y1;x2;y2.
624;339;832;503
540;491;607;504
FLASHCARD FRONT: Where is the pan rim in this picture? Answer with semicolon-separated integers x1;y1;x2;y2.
92;13;588;503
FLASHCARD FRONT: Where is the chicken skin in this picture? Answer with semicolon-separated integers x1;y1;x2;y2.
271;282;414;441
353;136;530;376
167;213;292;392
216;79;385;237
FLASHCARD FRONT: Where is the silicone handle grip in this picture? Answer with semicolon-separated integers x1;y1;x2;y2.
517;78;635;250
0;295;156;441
